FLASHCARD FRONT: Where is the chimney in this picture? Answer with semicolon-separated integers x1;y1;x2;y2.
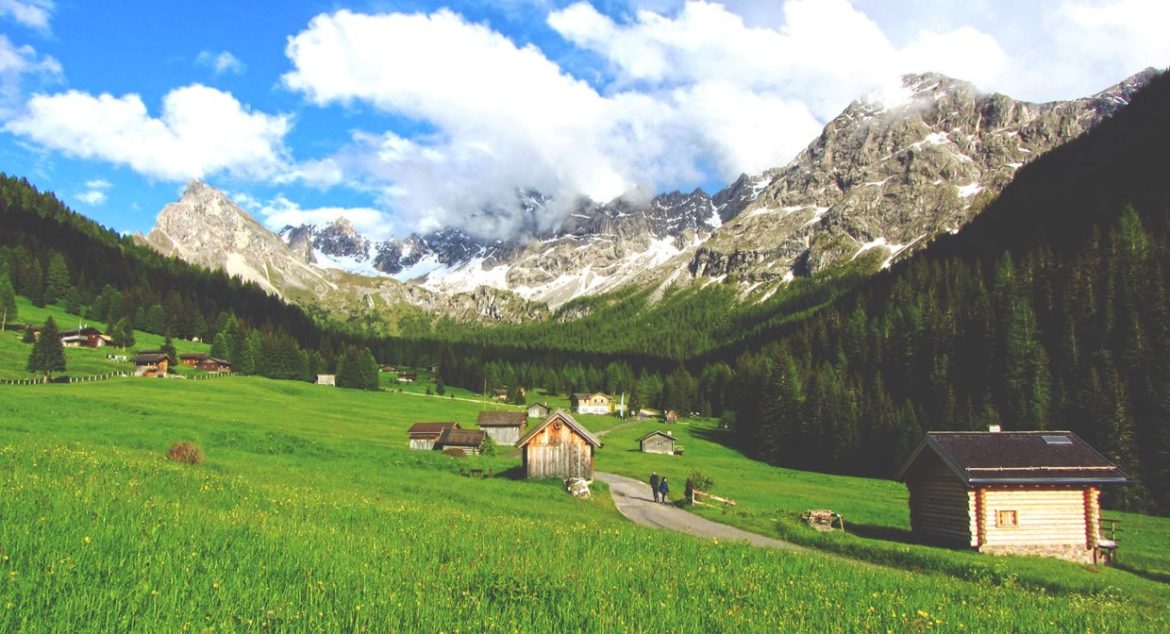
988;424;1001;433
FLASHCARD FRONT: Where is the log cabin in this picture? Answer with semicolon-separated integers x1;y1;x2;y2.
60;327;112;348
517;410;602;479
637;430;677;455
896;430;1128;564
476;411;527;446
407;422;461;451
526;402;551;419
434;428;486;456
179;353;208;367
133;352;174;377
196;357;232;373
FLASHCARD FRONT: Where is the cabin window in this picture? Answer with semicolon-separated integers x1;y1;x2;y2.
996;510;1018;528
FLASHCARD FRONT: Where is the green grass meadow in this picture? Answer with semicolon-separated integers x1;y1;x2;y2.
1;306;1168;631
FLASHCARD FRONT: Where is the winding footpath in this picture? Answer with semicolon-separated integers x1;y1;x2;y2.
593;472;806;552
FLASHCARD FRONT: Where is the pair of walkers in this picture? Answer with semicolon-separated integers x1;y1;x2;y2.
649;472;670;504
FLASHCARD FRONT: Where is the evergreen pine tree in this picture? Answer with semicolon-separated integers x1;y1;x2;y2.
43;252;71;305
0;269;16;329
27;316;66;378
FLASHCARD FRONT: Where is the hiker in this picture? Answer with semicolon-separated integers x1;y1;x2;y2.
659;476;670;504
649;472;660;503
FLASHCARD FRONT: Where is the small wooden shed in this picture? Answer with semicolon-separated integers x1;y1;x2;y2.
435;428;487;456
664;410;680;423
896;431;1128;564
516;410;602;479
407;422;461;450
637;430;677;455
527;402;551;419
477;411;528;446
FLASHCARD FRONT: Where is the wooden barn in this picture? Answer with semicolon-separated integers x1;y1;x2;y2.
527;402;551;419
60;327;111;348
407;422;461;450
637;430;677;455
664;410;680;423
133;352;173;377
896;431;1128;564
516;410;602;479
434;428;486;456
477;411;527;446
179;353;208;367
196;357;232;373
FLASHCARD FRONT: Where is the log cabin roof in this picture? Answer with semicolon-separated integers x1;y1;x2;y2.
517;410;602;448
436;428;486;447
477;411;527;427
572;392;611;401
637;430;676;443
133;353;174;365
896;431;1128;485
407;422;460;437
59;327;105;337
180;353;209;361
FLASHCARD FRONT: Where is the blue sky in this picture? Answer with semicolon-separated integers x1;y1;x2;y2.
1;0;1166;241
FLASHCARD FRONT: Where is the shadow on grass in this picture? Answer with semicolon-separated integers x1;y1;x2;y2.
1114;562;1170;585
846;522;924;546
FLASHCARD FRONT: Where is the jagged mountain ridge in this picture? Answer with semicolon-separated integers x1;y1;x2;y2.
146;68;1158;320
142;182;549;325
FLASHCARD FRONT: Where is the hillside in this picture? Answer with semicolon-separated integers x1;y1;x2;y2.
1;374;1168;630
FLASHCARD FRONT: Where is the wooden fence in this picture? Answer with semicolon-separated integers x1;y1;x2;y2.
0;371;231;386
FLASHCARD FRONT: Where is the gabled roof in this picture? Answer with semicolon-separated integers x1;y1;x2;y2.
517;410;602;448
637;430;676;442
436;428;486;447
59;327;104;337
407;422;460;436
572;392;611;401
134;352;174;364
896;431;1128;486
477;411;527;427
200;357;231;366
527;401;550;410
180;353;209;360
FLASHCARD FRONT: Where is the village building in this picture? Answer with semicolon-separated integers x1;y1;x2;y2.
179;353;207;367
476;411;528;446
571;392;625;416
526;402;551;419
59;327;111;348
516;410;602;479
396;372;417;383
434;428;487;456
492;388;509;401
637;430;678;455
316;374;336;386
133;352;174;377
664;410;680;423
196;357;232;373
896;430;1128;564
407;422;461;451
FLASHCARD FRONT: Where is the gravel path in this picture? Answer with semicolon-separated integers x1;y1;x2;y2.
594;471;806;552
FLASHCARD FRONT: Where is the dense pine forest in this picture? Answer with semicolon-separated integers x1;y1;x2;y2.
3;71;1169;513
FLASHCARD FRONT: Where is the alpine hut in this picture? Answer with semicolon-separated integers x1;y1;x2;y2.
476;411;527;446
637;430;677;455
896;430;1128;564
434;428;487;456
133;352;174;377
407;422;461;450
516;410;602;479
526;402;551;419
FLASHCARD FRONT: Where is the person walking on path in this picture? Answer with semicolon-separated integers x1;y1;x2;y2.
649;472;660;503
659;476;670;504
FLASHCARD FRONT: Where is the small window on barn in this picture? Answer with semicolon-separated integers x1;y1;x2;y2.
996;510;1018;528
1041;434;1072;445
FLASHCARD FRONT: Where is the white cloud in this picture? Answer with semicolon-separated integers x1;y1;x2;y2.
0;33;60;117
239;192;396;241
195;50;246;76
5;84;291;181
76;177;111;205
0;0;53;31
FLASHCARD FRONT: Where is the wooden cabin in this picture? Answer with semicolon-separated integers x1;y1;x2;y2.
526;402;551;419
571;392;615;416
492;388;509;401
477;411;527;446
434;428;486;456
179;353;208;367
664;410;680;423
407;422;460;451
896;431;1128;564
396;372;417;383
133;352;173;377
316;374;336;386
60;327;112;348
516;410;602;479
637;430;677;455
197;357;232;373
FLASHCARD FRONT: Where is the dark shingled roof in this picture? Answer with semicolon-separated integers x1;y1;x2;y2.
180;353;209;361
436;428;486;447
897;431;1128;485
477;411;526;427
407;422;460;437
134;353;174;364
637;430;676;443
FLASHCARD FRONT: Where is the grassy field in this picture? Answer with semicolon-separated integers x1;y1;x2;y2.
2;374;1168;631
